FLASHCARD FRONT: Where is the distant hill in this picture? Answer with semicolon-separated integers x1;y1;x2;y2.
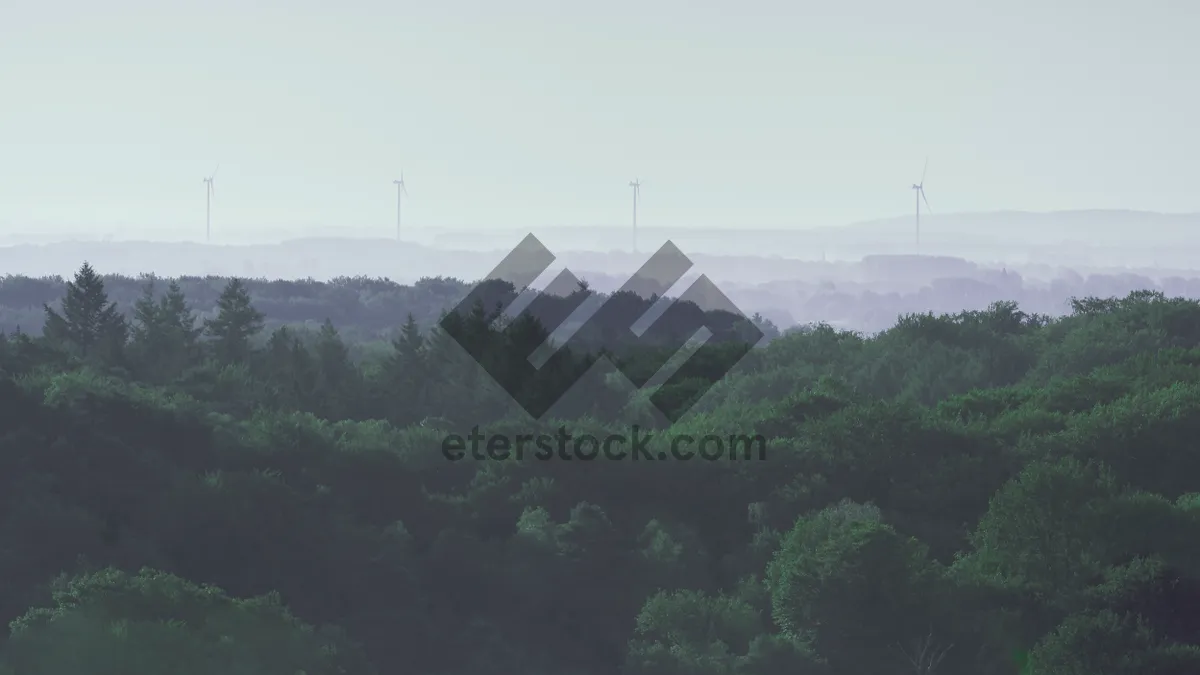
418;210;1200;265
0;237;1165;287
1;210;1199;277
831;209;1200;246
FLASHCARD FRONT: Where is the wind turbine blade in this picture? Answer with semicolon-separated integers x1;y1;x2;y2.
920;188;931;212
920;157;928;185
212;164;220;179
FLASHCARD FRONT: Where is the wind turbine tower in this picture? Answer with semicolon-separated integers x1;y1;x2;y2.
629;178;642;253
393;173;407;241
911;158;931;250
203;165;219;243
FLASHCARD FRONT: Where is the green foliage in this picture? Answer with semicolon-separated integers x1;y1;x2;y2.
767;500;942;673
1;568;375;675
623;590;828;675
1026;609;1200;675
3;268;1200;673
130;278;201;383
42;262;127;364
204;278;265;364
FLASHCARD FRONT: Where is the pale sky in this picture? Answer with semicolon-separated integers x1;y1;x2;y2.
1;0;1197;239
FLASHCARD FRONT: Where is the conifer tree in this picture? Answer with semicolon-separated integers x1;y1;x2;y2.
382;313;428;423
315;319;351;387
43;262;127;360
203;278;265;364
387;313;426;380
131;279;201;381
264;325;295;372
313;318;357;418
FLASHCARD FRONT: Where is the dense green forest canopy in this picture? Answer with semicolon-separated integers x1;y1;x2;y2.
1;262;1200;673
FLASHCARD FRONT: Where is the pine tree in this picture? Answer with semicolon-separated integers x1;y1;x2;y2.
383;313;428;423
314;319;356;418
131;279;201;381
387;314;426;379
263;326;311;409
315;319;351;384
203;278;265;364
288;333;317;408
265;325;294;372
131;283;159;344
43;262;127;360
160;281;202;342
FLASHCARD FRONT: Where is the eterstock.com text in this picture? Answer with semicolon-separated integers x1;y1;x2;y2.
441;426;767;462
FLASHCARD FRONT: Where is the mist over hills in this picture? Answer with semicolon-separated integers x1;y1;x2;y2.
4;209;1200;336
436;210;1200;266
837;209;1200;243
4;209;1198;269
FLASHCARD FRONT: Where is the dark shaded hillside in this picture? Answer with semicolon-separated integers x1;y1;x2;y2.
1;263;1200;673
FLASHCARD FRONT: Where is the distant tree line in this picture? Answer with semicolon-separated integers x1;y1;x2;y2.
0;270;779;352
10;266;1200;340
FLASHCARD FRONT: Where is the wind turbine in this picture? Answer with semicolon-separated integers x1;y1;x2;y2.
629;178;642;253
203;165;219;243
393;173;407;241
911;158;931;250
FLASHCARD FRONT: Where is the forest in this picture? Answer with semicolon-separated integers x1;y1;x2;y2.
1;261;1199;674
8;261;1200;338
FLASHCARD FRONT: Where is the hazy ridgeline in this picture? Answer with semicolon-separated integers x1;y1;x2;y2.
5;249;1200;343
0;260;1198;673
